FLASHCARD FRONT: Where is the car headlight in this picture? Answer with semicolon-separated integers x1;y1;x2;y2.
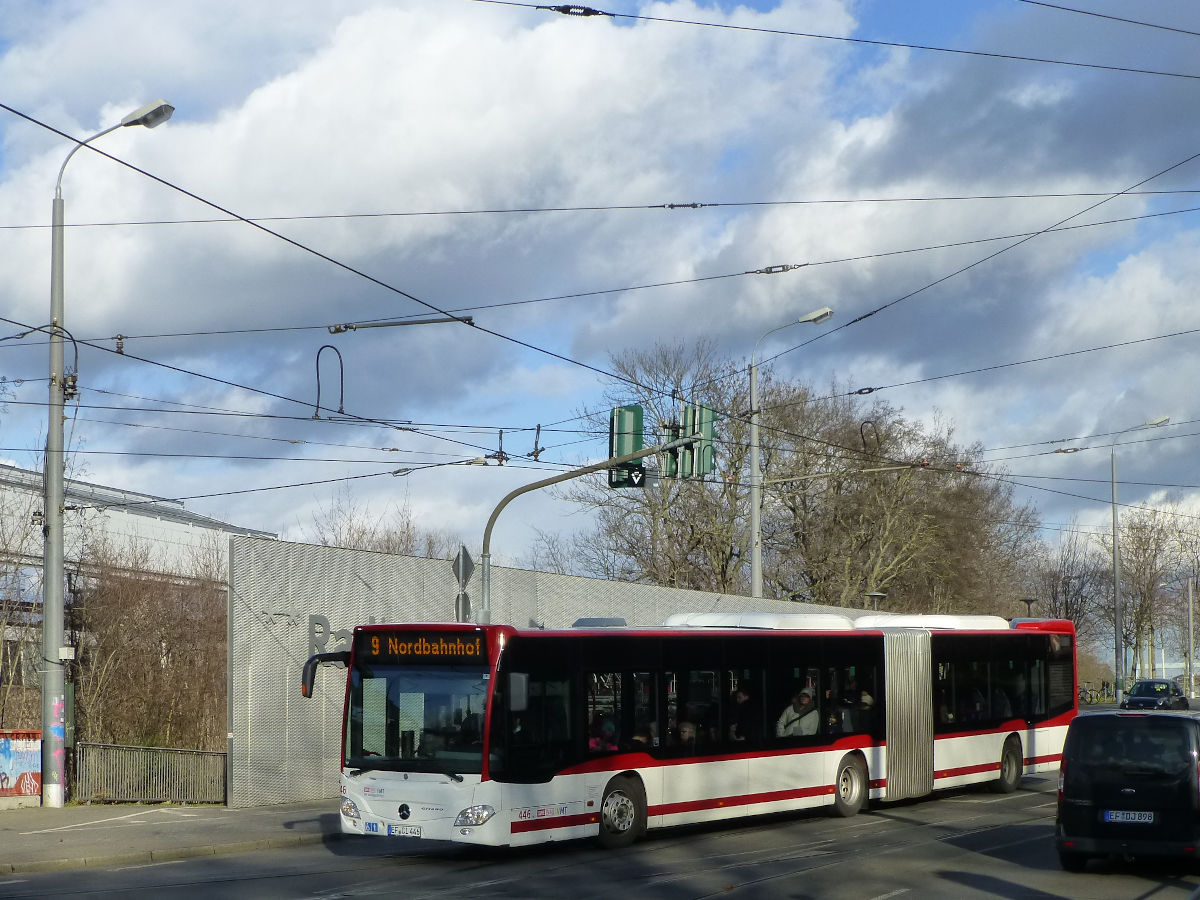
341;799;361;820
454;805;496;827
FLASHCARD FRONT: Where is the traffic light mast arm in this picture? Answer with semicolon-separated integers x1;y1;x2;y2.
477;432;701;624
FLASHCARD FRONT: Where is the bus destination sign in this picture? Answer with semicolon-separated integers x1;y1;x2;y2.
359;630;488;664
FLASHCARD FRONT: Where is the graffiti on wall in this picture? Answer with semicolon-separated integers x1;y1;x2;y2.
0;732;41;796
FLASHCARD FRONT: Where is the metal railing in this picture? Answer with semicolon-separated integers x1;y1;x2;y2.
75;742;226;803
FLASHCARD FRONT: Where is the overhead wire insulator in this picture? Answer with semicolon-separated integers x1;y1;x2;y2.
541;4;612;16
749;263;807;275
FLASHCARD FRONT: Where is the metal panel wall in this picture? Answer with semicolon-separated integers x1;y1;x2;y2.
227;536;854;807
883;629;934;801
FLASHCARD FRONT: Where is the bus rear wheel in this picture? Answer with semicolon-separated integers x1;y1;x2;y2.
991;736;1023;794
832;754;868;817
598;775;646;849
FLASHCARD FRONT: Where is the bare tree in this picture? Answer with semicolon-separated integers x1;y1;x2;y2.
72;536;227;750
0;481;41;730
559;341;1040;613
1113;505;1177;681
306;486;460;559
1023;519;1108;644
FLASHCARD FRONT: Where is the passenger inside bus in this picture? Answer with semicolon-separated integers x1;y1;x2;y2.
589;715;619;752
728;685;762;742
775;686;819;737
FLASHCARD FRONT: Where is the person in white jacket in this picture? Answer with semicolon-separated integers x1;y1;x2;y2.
776;686;819;737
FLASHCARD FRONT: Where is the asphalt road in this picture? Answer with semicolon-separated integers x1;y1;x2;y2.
2;775;1197;899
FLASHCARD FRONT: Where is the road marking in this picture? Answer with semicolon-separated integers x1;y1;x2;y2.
110;860;185;872
868;891;910;900
19;807;220;835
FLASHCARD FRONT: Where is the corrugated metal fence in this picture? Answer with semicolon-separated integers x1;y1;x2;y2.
75;743;226;803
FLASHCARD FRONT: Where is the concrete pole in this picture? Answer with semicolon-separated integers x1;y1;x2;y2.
749;361;762;599
42;192;67;808
1189;577;1195;699
1111;445;1123;704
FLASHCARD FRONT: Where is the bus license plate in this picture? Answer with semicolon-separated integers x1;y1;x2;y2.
388;824;422;837
1103;810;1155;824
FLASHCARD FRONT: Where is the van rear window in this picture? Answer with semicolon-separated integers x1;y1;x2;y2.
1069;717;1195;776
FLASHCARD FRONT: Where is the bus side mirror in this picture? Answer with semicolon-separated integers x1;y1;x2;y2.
301;651;350;698
509;672;529;713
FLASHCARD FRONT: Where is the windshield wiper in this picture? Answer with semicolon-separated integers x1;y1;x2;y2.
447;772;464;782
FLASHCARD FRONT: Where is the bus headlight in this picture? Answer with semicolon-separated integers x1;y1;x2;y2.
454;805;495;827
341;799;361;820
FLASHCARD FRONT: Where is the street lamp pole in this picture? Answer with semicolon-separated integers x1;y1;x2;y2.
42;100;173;808
749;306;833;598
1189;575;1196;699
1110;415;1169;706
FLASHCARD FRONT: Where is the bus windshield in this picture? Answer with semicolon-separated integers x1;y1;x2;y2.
346;664;490;776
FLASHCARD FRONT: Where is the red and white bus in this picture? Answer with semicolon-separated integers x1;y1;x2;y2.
300;612;1076;848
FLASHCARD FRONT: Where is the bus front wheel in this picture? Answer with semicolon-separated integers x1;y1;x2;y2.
598;775;646;849
832;754;868;817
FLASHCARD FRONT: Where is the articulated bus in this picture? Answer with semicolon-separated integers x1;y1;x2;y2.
300;613;1076;848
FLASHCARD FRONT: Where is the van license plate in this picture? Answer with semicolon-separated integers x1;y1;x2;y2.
388;824;422;837
1103;810;1155;824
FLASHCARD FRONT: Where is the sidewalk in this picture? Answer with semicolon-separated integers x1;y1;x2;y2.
0;798;343;874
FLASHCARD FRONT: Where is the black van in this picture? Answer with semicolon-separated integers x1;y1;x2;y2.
1056;711;1200;870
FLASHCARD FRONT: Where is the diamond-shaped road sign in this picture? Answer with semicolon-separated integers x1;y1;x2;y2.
453;545;474;588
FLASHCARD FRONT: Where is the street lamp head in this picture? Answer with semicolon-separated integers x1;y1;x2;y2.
1146;416;1170;427
120;100;174;129
797;306;834;326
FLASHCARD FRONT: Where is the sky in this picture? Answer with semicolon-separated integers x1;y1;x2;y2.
1;0;1199;573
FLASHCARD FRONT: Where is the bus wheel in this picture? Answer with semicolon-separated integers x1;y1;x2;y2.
991;736;1022;794
598;775;646;849
832;754;867;817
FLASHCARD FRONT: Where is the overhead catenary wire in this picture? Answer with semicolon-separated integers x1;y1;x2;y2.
4;96;1197;473
476;0;1200;82
0;114;1193;522
4;199;1197;351
1012;0;1200;39
2;188;1198;233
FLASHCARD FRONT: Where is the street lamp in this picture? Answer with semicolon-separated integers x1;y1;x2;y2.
865;591;887;611
1019;597;1039;618
748;306;833;598
42;100;173;809
1110;414;1169;705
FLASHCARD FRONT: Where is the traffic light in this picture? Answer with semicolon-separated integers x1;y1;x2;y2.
660;421;680;477
661;403;716;479
677;404;695;478
608;404;646;489
695;404;715;476
609;404;644;458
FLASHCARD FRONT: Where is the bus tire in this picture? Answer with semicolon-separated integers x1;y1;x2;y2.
991;735;1022;794
832;754;868;817
597;775;646;849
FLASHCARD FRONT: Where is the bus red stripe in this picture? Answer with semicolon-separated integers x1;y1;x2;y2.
652;785;833;817
511;812;599;834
